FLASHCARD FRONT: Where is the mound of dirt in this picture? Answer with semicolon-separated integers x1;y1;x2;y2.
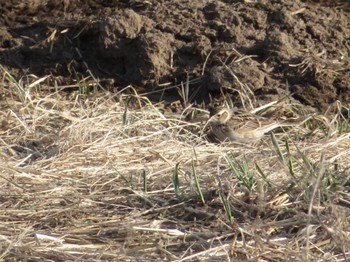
0;0;349;110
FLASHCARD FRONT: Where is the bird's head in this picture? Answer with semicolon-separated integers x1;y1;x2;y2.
209;107;232;124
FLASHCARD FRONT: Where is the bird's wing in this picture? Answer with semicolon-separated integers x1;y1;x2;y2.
228;111;275;132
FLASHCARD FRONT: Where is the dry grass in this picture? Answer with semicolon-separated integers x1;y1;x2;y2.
0;72;350;261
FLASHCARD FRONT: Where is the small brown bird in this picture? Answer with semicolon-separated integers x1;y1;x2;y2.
205;107;296;143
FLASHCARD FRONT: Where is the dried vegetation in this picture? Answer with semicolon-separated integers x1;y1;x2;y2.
0;69;350;261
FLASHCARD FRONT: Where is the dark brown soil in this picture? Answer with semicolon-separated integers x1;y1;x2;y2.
0;0;349;110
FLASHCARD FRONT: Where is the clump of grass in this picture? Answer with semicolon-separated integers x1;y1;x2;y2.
224;154;255;191
1;68;350;261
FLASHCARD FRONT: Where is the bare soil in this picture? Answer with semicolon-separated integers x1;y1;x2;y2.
1;0;349;110
1;1;350;261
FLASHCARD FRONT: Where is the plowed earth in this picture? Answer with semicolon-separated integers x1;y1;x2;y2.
0;0;349;108
1;1;350;261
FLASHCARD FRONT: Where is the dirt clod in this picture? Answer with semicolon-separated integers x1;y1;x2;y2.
0;0;349;109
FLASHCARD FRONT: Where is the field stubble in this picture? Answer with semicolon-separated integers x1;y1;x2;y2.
0;71;350;261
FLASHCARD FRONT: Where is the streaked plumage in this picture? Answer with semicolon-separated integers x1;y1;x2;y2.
206;107;294;143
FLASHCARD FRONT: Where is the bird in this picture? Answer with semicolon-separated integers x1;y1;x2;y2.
204;107;297;143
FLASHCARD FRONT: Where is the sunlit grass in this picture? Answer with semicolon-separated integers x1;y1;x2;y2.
0;68;349;261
